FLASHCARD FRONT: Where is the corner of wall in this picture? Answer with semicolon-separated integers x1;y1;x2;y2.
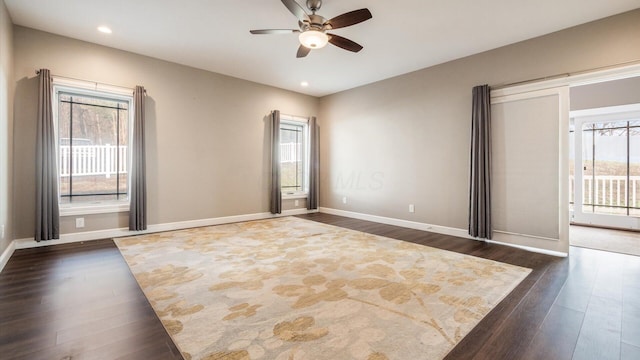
0;0;15;256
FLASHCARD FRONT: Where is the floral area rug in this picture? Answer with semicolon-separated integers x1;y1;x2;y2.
115;216;531;360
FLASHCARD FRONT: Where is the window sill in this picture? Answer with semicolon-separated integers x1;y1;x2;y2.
60;202;129;216
282;193;308;200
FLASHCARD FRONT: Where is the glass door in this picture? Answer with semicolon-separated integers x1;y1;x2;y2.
583;121;630;215
572;105;640;229
569;119;575;214
630;121;640;216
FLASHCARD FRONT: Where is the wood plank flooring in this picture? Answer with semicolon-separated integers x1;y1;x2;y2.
1;213;639;359
0;240;182;360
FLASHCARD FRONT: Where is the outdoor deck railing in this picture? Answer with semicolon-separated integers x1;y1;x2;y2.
570;175;640;208
60;146;639;209
280;142;302;163
60;143;303;178
59;145;127;178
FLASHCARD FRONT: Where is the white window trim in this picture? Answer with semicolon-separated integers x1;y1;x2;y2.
59;202;130;217
282;193;308;200
53;78;134;216
280;114;310;198
52;76;134;97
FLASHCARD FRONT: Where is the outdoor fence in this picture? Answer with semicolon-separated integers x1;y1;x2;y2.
570;175;640;208
60;143;304;178
280;142;302;163
59;145;127;178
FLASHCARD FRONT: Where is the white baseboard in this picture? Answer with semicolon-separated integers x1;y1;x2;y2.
318;207;567;257
9;208;318;252
0;240;16;272
2;205;568;273
486;239;568;257
318;207;472;239
490;230;568;257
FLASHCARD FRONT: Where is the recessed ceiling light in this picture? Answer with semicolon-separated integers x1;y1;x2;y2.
300;81;309;87
97;26;112;34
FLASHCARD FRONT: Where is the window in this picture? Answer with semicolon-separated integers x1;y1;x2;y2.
280;116;309;197
53;82;133;214
581;119;640;216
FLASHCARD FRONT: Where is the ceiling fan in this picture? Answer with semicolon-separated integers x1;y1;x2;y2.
250;0;372;58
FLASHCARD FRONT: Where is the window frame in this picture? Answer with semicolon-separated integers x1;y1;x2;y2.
52;79;135;216
280;115;310;199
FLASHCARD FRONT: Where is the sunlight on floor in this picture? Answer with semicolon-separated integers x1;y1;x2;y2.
570;225;640;256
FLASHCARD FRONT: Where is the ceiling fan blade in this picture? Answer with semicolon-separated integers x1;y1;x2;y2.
281;0;310;22
326;8;372;29
296;45;311;58
328;34;363;53
250;29;299;35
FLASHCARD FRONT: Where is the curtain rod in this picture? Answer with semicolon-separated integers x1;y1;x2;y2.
35;70;146;94
490;58;640;90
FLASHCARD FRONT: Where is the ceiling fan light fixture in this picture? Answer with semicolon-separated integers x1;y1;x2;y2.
299;30;328;49
250;0;371;57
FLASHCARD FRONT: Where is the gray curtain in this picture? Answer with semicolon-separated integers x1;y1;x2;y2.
469;84;492;239
270;110;282;214
307;116;319;210
129;85;147;230
35;69;60;241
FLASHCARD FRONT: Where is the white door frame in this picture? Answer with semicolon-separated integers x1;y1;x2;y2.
491;86;570;255
490;63;640;254
571;104;640;230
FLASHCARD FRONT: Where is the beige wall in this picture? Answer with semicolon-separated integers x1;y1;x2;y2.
0;0;14;254
571;76;640;111
12;26;318;239
318;10;640;251
7;9;640;253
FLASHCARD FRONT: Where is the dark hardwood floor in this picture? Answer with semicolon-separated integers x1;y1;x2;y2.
1;213;639;359
0;239;182;360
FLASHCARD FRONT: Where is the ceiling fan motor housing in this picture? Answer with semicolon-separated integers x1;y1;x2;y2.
300;14;327;31
306;0;322;12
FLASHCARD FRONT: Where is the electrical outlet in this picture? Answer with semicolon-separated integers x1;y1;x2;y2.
342;196;347;204
409;204;415;213
76;217;85;228
294;199;299;206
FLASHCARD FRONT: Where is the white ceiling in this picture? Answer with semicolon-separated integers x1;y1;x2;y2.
5;0;640;97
